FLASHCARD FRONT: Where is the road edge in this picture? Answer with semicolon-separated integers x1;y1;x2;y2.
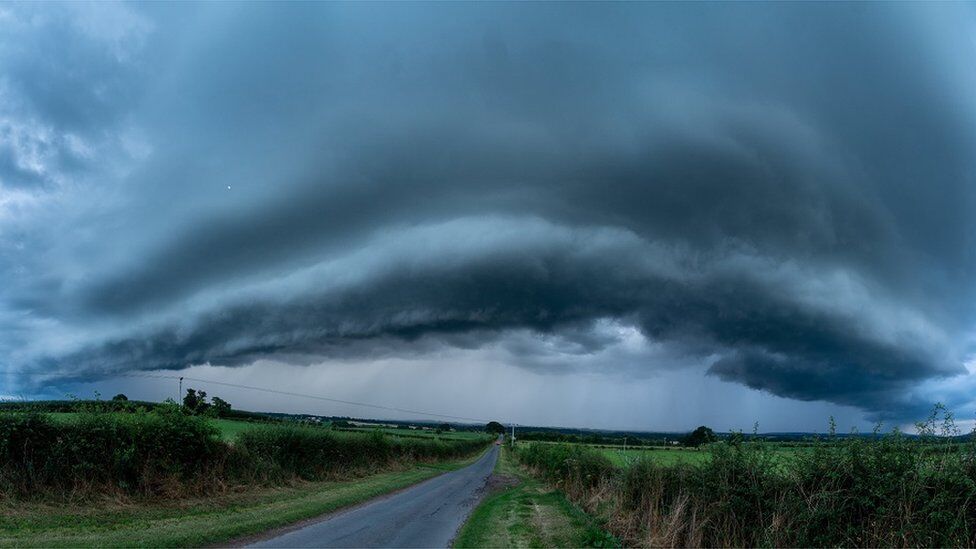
223;447;493;548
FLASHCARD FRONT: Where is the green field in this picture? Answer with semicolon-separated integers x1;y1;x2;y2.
597;446;710;467
341;426;490;442
45;413;276;442
595;444;806;467
210;418;277;441
36;412;488;443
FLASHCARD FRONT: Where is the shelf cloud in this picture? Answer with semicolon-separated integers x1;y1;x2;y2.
3;3;976;422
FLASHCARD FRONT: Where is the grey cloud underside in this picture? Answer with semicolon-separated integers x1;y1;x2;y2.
0;5;146;191
6;3;976;418
60;212;957;417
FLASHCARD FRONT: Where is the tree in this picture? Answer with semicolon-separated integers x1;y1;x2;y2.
436;422;451;433
183;388;209;413
683;425;717;447
210;396;231;416
485;421;505;434
111;393;128;401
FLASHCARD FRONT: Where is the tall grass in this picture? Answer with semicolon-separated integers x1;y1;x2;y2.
515;408;976;547
0;407;488;500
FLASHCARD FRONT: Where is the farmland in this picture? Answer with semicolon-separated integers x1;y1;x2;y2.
7;398;976;548
11;403;487;443
597;446;709;467
511;410;976;547
211;417;274;440
45;413;273;442
594;444;809;467
337;426;491;442
0;402;493;547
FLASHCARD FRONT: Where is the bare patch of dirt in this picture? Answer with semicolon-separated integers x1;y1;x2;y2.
486;473;521;494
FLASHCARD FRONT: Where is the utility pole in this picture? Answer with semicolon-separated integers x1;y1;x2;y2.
179;376;183;404
510;423;516;447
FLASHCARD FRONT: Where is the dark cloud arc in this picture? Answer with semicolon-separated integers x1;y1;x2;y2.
3;2;976;422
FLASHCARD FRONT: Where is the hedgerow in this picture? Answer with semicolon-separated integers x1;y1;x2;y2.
231;424;486;482
0;408;223;496
0;406;488;499
514;406;976;547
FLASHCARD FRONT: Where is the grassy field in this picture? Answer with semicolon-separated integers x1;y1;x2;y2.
340;426;490;442
0;452;483;548
597;446;709;467
37;411;488;443
595;444;804;467
45;412;280;442
454;445;618;548
210;417;284;441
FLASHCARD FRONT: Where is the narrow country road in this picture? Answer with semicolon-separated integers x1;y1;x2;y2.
249;442;501;548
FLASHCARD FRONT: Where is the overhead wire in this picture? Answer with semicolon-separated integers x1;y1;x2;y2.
0;369;499;424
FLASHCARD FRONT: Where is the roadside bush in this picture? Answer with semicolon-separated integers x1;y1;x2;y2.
0;409;489;500
232;424;485;482
517;442;616;500
514;409;976;547
0;408;223;496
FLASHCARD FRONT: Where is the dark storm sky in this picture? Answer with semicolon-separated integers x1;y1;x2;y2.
2;2;976;429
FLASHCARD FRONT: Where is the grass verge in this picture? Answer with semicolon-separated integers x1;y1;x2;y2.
0;454;480;548
454;445;618;548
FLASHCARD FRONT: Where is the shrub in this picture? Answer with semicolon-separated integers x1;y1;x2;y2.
514;409;976;547
0;408;223;496
0;409;489;500
232;424;485;482
516;442;616;499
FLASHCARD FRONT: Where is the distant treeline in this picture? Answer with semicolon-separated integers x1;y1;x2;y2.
331;427;467;441
517;431;678;447
0;406;489;499
0;398;500;435
515;407;976;547
516;428;954;448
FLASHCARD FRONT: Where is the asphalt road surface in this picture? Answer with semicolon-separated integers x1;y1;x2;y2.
250;442;500;548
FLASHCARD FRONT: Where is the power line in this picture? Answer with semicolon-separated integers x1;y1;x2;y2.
0;368;503;424
121;372;496;424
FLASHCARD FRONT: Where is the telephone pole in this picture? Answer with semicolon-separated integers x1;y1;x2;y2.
510;423;516;447
178;376;183;403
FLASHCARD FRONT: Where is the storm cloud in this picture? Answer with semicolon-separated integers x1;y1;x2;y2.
3;2;976;422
